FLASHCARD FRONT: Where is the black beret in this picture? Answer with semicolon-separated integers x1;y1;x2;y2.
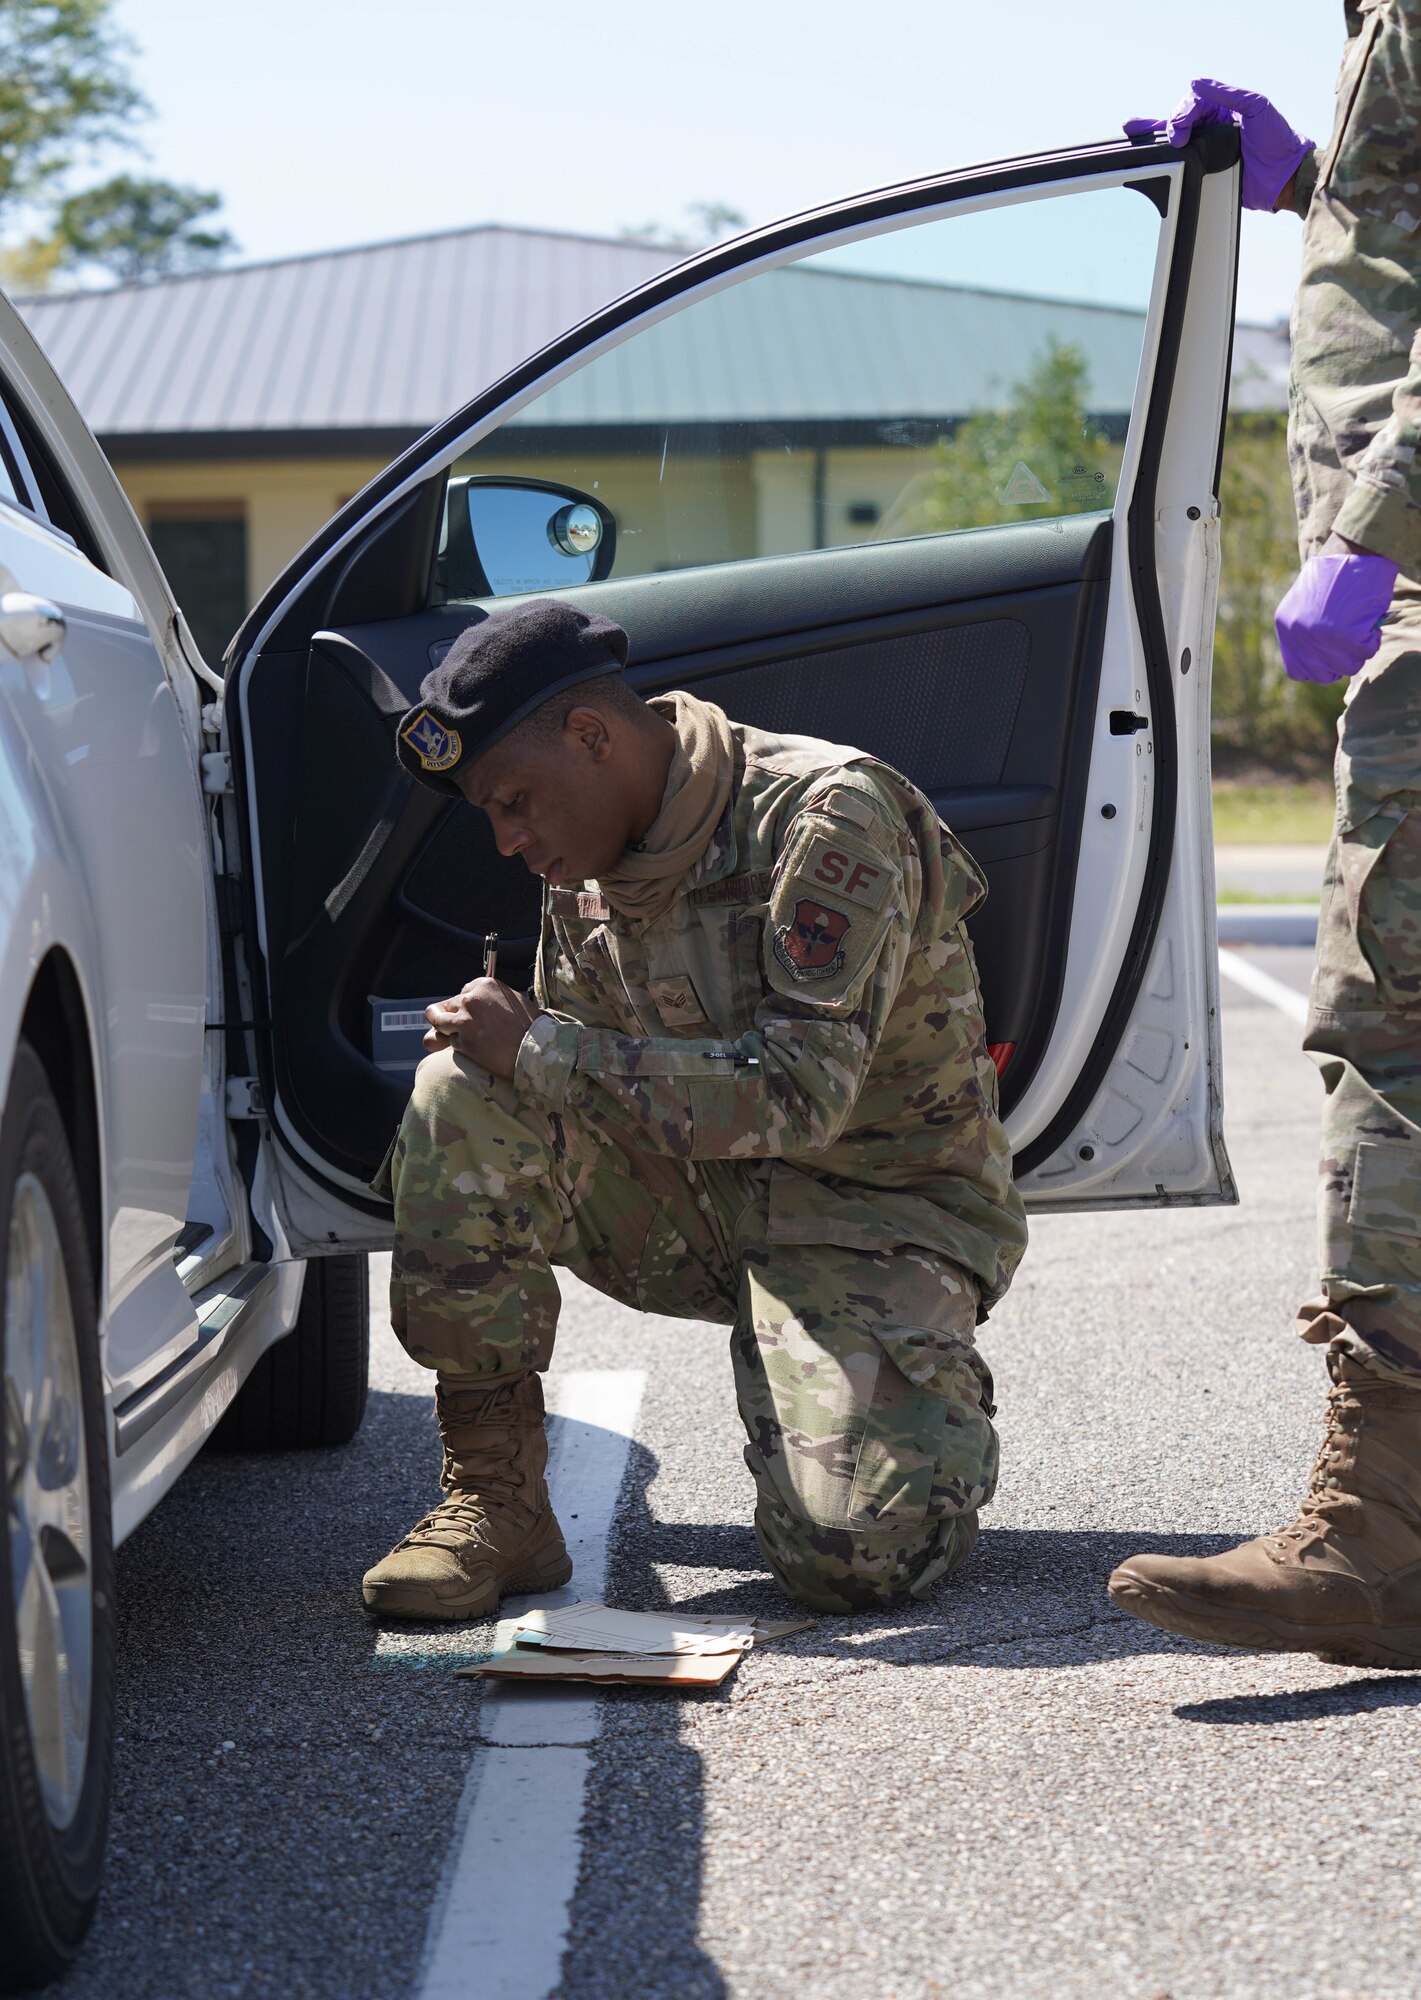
396;598;630;794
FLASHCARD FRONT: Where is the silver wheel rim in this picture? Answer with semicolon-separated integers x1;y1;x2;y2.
4;1171;92;1830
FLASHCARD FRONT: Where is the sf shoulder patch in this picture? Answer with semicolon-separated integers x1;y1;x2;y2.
400;708;463;774
797;835;892;911
773;898;852;981
766;802;906;1004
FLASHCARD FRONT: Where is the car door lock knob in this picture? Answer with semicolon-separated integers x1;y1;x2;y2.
0;590;66;664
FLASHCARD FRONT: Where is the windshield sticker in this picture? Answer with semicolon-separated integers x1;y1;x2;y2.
997;461;1053;506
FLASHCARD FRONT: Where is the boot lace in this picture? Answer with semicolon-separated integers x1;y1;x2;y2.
400;1382;533;1552
400;1487;513;1553
1270;1380;1360;1551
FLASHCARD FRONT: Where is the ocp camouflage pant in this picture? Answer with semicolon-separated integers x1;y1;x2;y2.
388;1046;998;1611
1302;582;1421;1382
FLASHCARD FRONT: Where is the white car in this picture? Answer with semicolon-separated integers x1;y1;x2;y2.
0;124;1240;1987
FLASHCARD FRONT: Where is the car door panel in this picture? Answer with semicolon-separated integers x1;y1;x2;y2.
222;131;1240;1240
241;512;1109;1185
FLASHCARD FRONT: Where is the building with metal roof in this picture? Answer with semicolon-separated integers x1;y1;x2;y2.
12;221;1291;659
18;224;678;459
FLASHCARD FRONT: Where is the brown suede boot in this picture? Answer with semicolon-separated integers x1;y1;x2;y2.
1109;1356;1421;1669
362;1372;572;1620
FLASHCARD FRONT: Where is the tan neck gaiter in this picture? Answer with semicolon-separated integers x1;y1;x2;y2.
596;690;736;924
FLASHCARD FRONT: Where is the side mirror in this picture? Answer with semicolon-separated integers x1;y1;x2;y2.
435;475;617;600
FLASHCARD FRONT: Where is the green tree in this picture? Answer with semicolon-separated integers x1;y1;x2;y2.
891;338;1115;537
1213;411;1341;765
54;173;235;281
0;2;234;291
896;344;1334;768
0;0;141;215
619;199;749;248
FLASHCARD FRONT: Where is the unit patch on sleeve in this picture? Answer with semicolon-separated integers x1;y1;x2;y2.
799;835;892;911
773;899;851;981
399;708;463;774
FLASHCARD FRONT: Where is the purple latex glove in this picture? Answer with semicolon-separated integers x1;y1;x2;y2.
1125;78;1313;212
1275;551;1400;684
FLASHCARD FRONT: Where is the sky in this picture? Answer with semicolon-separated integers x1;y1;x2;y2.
97;0;1342;325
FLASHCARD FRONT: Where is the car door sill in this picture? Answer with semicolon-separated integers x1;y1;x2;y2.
173;1224;242;1298
112;1263;278;1455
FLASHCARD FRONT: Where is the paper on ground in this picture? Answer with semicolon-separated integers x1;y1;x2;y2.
457;1604;815;1688
469;1643;744;1688
513;1603;757;1656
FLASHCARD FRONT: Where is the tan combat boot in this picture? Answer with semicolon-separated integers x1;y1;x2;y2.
1108;1356;1421;1669
362;1372;572;1620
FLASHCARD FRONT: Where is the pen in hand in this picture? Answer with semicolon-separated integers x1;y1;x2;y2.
482;931;499;981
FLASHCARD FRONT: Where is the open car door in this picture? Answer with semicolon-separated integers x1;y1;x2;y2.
218;128;1241;1254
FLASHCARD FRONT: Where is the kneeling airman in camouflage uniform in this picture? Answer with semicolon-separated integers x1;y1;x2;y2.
362;598;1026;1618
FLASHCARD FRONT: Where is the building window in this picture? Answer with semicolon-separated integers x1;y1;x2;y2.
146;502;248;666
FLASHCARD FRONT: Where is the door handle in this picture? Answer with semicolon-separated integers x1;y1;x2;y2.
0;591;65;664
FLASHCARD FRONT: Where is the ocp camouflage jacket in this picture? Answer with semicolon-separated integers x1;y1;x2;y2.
1285;0;1421;576
513;718;1027;1310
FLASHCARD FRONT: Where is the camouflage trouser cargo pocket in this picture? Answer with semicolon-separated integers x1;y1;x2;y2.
738;1272;997;1609
1316;1136;1421;1293
736;1197;996;1539
390;1049;748;1375
1305;1138;1421;1380
1347;1142;1421;1247
844;1345;996;1531
1310;807;1421;1027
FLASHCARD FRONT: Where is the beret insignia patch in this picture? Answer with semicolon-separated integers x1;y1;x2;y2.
400;708;463;773
773;899;850;981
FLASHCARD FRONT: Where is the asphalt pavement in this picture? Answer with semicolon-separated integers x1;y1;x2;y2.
55;943;1421;2000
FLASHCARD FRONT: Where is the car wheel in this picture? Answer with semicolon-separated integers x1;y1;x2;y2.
0;1044;113;1995
211;1254;369;1451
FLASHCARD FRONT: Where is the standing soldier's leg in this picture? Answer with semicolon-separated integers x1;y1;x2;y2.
731;1209;998;1612
1302;587;1421;1382
1111;591;1421;1665
364;1045;739;1619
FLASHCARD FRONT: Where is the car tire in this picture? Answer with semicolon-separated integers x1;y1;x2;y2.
210;1254;369;1451
0;1043;114;1995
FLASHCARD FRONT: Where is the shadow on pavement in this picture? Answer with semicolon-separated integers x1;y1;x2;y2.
78;1376;1287;2000
59;1383;478;2000
557;1445;1245;1995
598;1446;1239;1675
1175;1675;1421;1725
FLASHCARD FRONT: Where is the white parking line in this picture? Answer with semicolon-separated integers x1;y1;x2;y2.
415;1368;647;2000
1217;946;1310;1026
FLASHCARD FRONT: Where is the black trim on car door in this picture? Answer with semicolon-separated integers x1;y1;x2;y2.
1013;122;1239;1175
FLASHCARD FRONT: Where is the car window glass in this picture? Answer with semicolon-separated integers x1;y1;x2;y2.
0;391;35;512
0;384;107;570
431;179;1164;603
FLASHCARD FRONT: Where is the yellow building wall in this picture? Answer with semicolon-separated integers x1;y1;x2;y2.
108;437;1090;618
111;454;389;605
453;448;761;580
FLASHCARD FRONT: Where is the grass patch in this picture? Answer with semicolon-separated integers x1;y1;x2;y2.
1216;888;1320;905
1212;780;1334;845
